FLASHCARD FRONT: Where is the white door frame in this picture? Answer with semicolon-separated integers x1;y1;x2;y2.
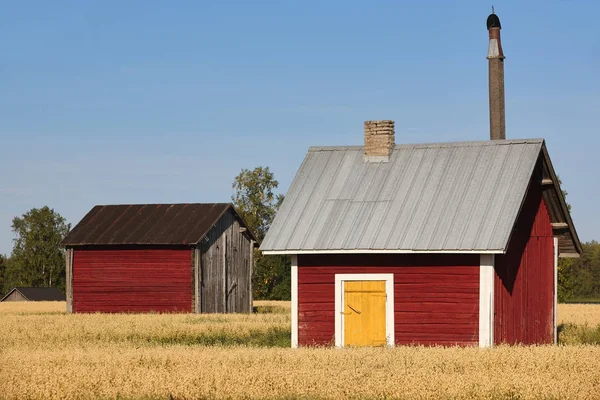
334;273;395;347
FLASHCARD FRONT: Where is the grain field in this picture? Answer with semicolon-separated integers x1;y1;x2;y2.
0;301;599;400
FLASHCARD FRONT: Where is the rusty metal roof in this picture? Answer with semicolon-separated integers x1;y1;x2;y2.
260;139;580;256
61;203;256;247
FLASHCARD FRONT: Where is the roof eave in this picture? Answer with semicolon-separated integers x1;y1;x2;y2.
541;143;583;256
262;249;505;255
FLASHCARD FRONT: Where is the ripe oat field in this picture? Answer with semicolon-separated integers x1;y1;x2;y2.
1;301;599;400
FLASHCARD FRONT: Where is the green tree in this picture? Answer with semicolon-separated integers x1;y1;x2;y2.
556;175;575;301
1;256;18;296
232;167;283;242
8;206;70;292
557;175;572;213
558;241;600;302
0;254;6;296
557;256;575;302
555;179;600;302
232;167;289;300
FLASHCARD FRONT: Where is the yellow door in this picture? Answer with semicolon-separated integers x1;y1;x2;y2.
343;280;387;346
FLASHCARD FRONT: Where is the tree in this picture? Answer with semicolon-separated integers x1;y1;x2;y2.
557;256;576;302
232;167;289;300
0;256;18;296
8;207;71;292
556;175;571;213
232;167;284;242
0;255;6;296
556;175;575;301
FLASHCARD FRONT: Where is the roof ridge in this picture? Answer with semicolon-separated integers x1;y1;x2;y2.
90;202;231;207
309;139;545;152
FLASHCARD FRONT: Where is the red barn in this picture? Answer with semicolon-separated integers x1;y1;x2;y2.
260;10;580;348
260;124;580;347
61;203;257;314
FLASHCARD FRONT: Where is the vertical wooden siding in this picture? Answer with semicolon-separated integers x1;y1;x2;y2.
200;209;252;313
298;254;480;346
72;248;192;313
494;181;554;344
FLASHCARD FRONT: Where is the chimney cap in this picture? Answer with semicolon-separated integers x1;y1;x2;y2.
487;11;501;30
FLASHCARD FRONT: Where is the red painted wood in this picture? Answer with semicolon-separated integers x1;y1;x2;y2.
73;248;192;313
494;182;554;344
297;254;479;346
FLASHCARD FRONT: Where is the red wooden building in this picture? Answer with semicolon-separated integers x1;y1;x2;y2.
61;203;257;314
260;10;580;348
261;129;580;347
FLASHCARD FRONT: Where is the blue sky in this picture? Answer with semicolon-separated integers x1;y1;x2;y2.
1;1;599;255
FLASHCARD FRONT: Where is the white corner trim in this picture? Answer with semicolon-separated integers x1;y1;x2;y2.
334;273;395;348
554;237;559;344
291;255;298;348
479;254;495;348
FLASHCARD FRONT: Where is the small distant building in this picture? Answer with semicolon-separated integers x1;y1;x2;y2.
60;203;257;314
1;287;66;302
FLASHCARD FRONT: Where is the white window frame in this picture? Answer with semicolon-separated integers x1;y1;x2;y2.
334;273;395;347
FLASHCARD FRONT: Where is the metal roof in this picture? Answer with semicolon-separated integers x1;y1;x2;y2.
1;287;65;302
261;139;553;253
61;203;257;247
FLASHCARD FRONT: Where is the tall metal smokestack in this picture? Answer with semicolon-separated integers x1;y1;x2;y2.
487;7;505;140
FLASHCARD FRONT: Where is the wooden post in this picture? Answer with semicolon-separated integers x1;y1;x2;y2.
223;236;227;313
191;249;195;313
194;247;201;314
249;240;254;313
554;237;559;344
65;248;73;313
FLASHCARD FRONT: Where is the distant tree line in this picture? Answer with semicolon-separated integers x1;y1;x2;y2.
558;241;600;302
0;174;596;304
555;178;600;302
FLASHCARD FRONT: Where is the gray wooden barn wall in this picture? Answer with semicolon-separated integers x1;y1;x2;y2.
197;209;252;313
2;290;27;302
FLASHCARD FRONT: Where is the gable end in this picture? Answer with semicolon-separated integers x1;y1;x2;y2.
539;144;582;257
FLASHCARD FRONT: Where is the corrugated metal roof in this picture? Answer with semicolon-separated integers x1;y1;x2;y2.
61;203;257;246
261;139;546;253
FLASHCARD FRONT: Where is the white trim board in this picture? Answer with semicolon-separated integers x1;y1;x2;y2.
263;249;504;255
479;254;495;347
334;273;395;348
290;255;298;348
554;237;558;344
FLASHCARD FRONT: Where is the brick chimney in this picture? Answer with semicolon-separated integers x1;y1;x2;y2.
487;8;506;140
364;120;395;162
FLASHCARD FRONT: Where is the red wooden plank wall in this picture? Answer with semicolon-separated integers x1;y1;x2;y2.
494;182;554;344
298;254;480;346
73;248;192;313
